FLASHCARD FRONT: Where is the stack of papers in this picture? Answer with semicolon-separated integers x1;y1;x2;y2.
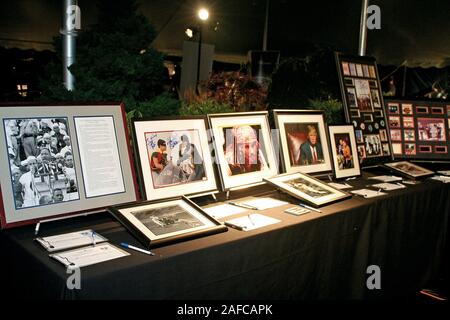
240;198;289;210
225;213;281;231
328;182;353;190
203;204;247;219
351;188;387;198
369;175;403;182
431;175;450;183
36;229;107;252
371;182;406;191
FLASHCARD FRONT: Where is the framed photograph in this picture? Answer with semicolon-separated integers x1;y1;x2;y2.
392;143;403;155
379;129;388;142
0;103;139;229
335;53;393;166
273;110;332;175
404;143;416;155
132;117;218;200
356;64;364;77
416;106;429;114
403;117;415;128
401;104;413;115
364;134;382;157
349;63;357;76
388;103;400;114
108;196;227;248
328;125;361;179
263;172;351;207
389;116;401;128
342;62;350;76
355;130;364;143
208;112;278;190
384;161;434;179
404;130;415;141
390;130;402;141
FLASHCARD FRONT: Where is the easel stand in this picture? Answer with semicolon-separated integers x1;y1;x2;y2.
34;210;100;236
187;191;218;202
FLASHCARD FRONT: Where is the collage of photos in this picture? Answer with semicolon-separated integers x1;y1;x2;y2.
145;130;207;189
4;117;79;210
338;54;391;165
386;101;450;160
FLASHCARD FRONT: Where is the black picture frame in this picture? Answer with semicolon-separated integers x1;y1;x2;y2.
335;52;394;167
383;161;435;180
108;196;227;248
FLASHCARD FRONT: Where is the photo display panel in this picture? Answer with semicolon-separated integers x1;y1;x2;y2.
385;99;450;161
335;53;393;167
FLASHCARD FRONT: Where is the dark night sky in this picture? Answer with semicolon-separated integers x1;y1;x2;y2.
0;0;449;67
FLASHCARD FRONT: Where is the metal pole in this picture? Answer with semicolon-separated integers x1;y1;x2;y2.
262;0;269;51
61;0;79;91
358;0;369;56
196;25;202;94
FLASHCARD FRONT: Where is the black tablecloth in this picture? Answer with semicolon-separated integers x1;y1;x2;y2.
1;170;449;300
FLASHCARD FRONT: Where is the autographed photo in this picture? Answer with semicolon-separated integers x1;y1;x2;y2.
133;118;217;200
328;125;360;179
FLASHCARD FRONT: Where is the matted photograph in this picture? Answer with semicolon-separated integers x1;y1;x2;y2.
389;116;401;128
273;110;332;174
328;125;360;179
264;172;350;207
347;88;358;108
371;90;381;109
0;104;139;229
4;117;79;209
404;130;415;141
209;112;277;190
403;117;415;128
354;79;373;112
417;118;446;141
379;129;388;142
384;161;434;179
364;134;382;157
402;104;413;115
392;143;403;155
356;64;364;77
342;62;350;76
133;118;217;200
357;145;366;159
108;197;227;248
405;143;416;155
349;63;357;76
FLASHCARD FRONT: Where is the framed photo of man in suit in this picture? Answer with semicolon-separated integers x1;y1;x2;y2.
273;110;332;175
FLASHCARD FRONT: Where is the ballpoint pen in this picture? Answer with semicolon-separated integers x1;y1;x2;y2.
299;203;321;213
228;201;259;210
120;243;155;256
247;214;255;226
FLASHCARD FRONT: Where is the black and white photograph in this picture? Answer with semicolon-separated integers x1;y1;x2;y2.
364;134;382;157
4;117;79;209
285;177;332;198
384;161;434;179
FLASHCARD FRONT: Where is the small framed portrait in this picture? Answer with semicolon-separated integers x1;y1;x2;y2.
363;65;370;78
356;64;364;77
417;118;446;142
404;143;416;155
209;112;278;190
369;65;376;78
108;196;227;248
390;129;402;142
403;117;415;128
0;103;139;229
349;63;357;76
389;116;401;128
264;172;351;208
132;117;218;200
404;130;415;142
354;79;373;112
382;143;391;156
355;130;364;143
357;145;366;160
342;62;350;76
347;87;358;109
364;134;383;157
388;103;400;114
328;125;361;179
371;90;382;109
384;161;434;179
273;110;332;175
401;104;413;115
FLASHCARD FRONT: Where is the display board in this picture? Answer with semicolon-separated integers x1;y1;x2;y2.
385;99;450;161
335;52;393;167
0;103;139;228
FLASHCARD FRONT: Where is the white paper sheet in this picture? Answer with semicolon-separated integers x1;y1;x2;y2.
74;117;125;198
240;198;289;210
203;204;247;219
351;188;387;198
224;213;281;231
369;175;403;182
431;175;450;183
371;182;406;191
36;229;107;252
437;171;450;176
50;243;129;268
327;182;353;190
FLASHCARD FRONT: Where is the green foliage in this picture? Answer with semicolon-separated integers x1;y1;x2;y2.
39;0;167;113
307;99;345;125
179;99;233;116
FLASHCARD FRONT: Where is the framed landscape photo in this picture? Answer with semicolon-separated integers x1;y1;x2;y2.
273;110;332;175
264;172;351;207
208;112;278;190
108;196;227;248
383;161;434;179
328;125;361;179
0;103;139;229
132;117;218;200
335;52;393;167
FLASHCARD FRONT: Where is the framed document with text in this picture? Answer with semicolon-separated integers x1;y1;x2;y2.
0;103;139;228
